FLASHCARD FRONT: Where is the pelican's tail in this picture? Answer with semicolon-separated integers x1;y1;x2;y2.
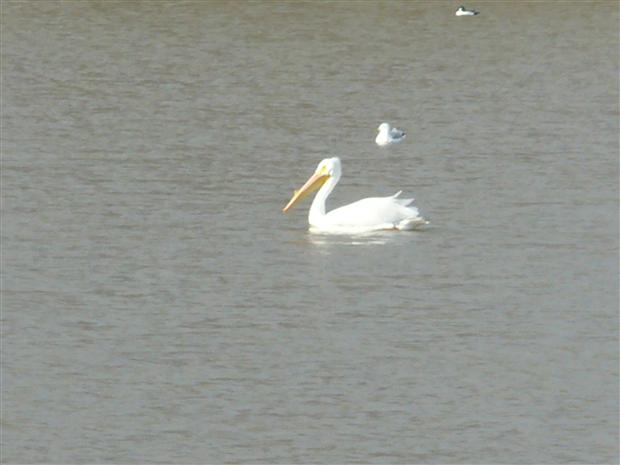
391;191;428;230
396;216;429;230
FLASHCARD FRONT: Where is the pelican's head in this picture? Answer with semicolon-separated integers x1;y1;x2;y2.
283;157;341;212
378;122;390;133
315;157;341;178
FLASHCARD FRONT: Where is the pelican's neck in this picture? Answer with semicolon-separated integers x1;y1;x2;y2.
308;173;339;225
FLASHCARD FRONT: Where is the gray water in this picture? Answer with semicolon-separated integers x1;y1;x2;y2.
2;1;618;463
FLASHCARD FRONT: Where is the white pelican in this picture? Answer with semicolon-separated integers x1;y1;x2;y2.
456;5;479;16
282;157;428;233
376;122;406;146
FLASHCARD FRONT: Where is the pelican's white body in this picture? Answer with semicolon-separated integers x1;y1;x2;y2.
309;191;427;233
375;122;406;146
284;157;427;233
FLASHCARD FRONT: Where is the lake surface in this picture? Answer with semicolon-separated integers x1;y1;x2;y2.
2;1;618;463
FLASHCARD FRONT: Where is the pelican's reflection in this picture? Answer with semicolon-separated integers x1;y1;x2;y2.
305;230;394;249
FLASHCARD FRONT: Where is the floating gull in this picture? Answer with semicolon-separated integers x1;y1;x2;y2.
375;122;406;147
456;5;479;16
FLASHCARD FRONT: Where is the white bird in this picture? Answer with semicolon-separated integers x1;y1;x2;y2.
456;5;479;16
283;157;428;233
375;122;406;146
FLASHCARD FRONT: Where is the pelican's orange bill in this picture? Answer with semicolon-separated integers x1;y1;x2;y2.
282;172;330;212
